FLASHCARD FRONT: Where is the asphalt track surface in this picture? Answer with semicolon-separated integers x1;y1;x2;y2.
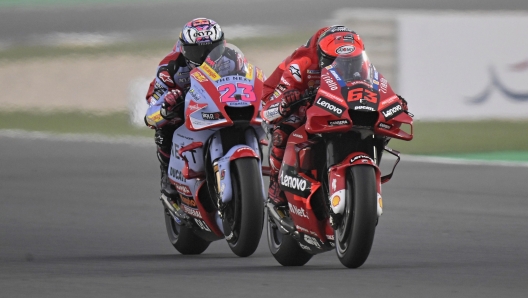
2;0;528;45
1;135;527;297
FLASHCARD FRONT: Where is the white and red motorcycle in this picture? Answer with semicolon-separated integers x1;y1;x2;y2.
160;44;267;257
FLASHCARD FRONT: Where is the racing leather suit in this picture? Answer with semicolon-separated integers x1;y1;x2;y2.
260;27;329;205
144;41;191;193
144;41;241;194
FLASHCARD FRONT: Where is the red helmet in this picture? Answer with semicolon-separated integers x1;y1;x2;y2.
179;18;225;67
316;26;364;69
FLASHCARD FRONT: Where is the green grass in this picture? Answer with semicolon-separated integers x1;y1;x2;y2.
390;120;528;155
2;110;528;156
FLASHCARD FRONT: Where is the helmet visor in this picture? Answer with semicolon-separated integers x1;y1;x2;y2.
333;51;371;82
181;39;224;66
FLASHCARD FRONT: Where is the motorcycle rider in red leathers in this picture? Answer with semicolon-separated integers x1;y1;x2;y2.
261;25;408;206
144;18;243;196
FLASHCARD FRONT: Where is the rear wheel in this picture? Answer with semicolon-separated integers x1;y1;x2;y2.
266;209;313;266
224;158;265;257
164;208;210;254
335;165;378;268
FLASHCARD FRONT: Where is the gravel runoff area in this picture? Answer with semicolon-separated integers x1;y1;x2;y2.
0;47;291;116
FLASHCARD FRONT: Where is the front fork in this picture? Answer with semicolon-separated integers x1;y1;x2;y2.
324;135;401;227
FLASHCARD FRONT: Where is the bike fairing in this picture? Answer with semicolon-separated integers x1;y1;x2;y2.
166;44;267;241
265;51;413;268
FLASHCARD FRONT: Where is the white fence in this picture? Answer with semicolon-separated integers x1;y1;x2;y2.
336;9;528;121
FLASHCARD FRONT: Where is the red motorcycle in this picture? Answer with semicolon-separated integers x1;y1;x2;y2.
265;52;413;268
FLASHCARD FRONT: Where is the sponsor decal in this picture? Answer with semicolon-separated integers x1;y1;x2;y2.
148;97;157;106
378;122;392;130
354;105;376;111
350;155;374;164
335;45;355;55
289;64;302;82
189;89;201;101
330;26;351;33
182;204;202;218
379;77;388;93
303;235;321;248
281;171;309;192
279;166;312;197
147;111;163;125
280;77;290;86
307;69;321;74
292;133;303;138
245;63;254;80
199;63;220;81
314;97;345;117
256;68;264;81
326;234;335;241
380;95;398;108
158;72;174;85
235;147;253;154
329;69;343;82
188;101;207;112
327;119;350;126
170;167;187;182
263;108;280;121
194;219;211;231
181;195;197;207
321;73;339;90
191;72;208;83
201;112;224;120
332;195;340;207
299;243;311;251
288;203;309;218
382;103;403;120
296;225;310;234
347;86;379;104
319;88;345;104
174;183;192;196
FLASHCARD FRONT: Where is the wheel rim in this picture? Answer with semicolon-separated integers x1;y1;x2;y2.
167;210;181;239
267;215;283;252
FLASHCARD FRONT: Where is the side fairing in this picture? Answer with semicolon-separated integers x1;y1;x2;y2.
168;125;215;196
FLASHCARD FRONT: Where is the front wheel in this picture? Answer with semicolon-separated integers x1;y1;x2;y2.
164;208;211;254
224;158;265;257
266;209;312;266
335;165;378;268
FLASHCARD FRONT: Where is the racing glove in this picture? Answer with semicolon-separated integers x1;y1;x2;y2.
161;89;184;119
397;94;408;111
279;89;302;116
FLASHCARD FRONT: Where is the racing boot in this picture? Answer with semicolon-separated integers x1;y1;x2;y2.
158;149;178;199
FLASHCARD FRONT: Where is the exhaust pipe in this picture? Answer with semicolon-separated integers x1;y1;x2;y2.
266;201;296;235
160;194;192;226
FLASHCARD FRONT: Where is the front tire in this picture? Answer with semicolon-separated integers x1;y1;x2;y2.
164;208;211;254
224;158;264;257
335;165;378;268
266;209;313;266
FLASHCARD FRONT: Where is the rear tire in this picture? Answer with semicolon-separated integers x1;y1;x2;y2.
335;165;377;268
164;208;210;255
225;158;265;257
266;209;313;266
